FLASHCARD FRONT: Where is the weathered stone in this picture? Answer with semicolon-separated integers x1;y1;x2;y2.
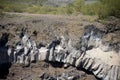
65;50;81;65
0;33;9;47
75;53;85;67
24;47;29;55
108;66;118;80
54;51;64;62
22;34;29;44
0;25;120;80
118;67;120;80
24;56;30;66
11;31;120;80
19;54;25;64
30;52;37;62
49;47;54;61
82;58;91;69
38;47;49;61
94;64;104;78
8;47;14;63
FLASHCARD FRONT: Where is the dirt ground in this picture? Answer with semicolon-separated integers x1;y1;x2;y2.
6;61;98;80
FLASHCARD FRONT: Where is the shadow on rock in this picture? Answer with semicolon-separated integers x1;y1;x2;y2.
47;61;64;68
0;33;12;79
0;63;11;79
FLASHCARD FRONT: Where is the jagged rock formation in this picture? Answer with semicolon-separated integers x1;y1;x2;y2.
0;25;120;80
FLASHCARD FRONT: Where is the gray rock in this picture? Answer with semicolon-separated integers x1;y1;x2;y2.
75;53;85;67
0;25;120;80
49;47;54;61
30;51;37;62
24;56;30;66
8;47;14;63
19;54;25;64
38;47;49;61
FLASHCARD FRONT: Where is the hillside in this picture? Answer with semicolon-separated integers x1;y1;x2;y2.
0;12;120;80
0;0;120;80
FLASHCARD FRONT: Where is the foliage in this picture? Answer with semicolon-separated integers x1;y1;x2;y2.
73;0;84;12
81;0;120;19
0;0;120;19
26;5;57;14
100;0;120;18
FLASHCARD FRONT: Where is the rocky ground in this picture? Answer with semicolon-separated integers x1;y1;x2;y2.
0;12;102;46
0;13;120;80
7;61;97;80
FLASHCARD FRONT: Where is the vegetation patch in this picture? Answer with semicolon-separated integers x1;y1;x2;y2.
0;0;120;19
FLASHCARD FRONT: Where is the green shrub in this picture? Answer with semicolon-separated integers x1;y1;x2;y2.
101;0;120;18
56;7;64;14
0;9;4;15
64;5;74;14
25;5;41;13
73;0;84;12
25;5;58;14
55;0;84;15
4;4;25;12
0;0;120;19
81;2;109;18
81;0;120;19
81;4;96;15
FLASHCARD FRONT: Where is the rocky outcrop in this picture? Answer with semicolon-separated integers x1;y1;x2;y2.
0;25;120;80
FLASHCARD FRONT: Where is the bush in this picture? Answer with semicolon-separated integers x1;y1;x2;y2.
55;0;84;15
73;0;84;12
64;5;74;14
81;0;120;19
101;0;120;18
3;4;25;12
25;5;58;14
81;2;109;17
81;4;96;15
